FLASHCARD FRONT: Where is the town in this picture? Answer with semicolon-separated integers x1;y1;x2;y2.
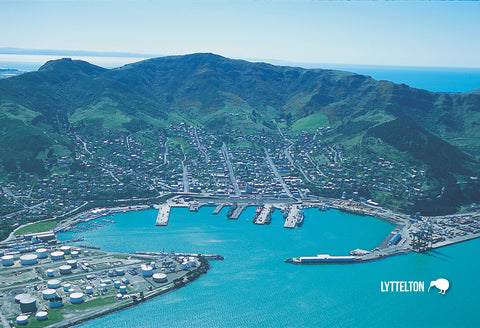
1;121;441;241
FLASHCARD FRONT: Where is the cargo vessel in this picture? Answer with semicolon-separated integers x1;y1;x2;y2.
285;254;357;264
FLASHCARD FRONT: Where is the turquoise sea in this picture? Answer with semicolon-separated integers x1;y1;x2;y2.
58;207;480;328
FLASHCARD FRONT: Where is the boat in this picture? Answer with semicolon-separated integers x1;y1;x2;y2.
296;209;304;227
226;204;237;219
265;213;272;225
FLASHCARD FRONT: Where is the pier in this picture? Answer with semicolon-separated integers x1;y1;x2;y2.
229;205;246;220
189;201;200;212
155;205;170;226
284;205;300;228
213;204;225;215
254;205;273;225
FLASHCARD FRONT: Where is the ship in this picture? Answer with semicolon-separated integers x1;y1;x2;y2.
285;254;357;264
296;209;304;227
226;204;237;219
265;212;272;225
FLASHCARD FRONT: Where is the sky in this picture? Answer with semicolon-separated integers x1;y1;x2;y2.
1;0;480;68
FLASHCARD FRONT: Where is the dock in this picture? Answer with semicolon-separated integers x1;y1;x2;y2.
189;201;200;212
254;205;273;225
229;205;246;220
284;205;300;228
155;205;170;226
213;204;225;215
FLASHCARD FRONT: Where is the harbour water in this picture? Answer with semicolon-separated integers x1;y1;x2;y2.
58;207;480;327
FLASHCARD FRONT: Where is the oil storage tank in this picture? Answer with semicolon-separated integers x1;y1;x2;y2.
20;254;38;265
67;260;77;268
1;255;14;266
16;315;29;326
141;265;153;277
69;292;84;304
42;289;56;300
59;265;72;275
35;248;48;259
49;297;63;308
60;245;71;254
50;251;65;261
47;279;61;289
152;273;168;283
35;311;48;321
20;295;37;313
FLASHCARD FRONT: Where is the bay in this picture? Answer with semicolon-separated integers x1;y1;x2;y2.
58;207;480;327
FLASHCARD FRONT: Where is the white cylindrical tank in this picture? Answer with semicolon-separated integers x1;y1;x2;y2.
70;251;79;258
15;294;29;304
46;269;55;277
36;248;48;259
181;261;188;270
119;285;127;293
62;283;72;292
50;251;65;261
114;280;121;288
121;277;129;285
83;250;89;256
141;265;153;277
152;273;168;283
35;311;48;321
1;255;14;266
20;296;37;313
67;260;77;268
189;259;196;267
115;268;125;276
60;245;71;254
68;288;75;295
47;279;61;289
150;261;156;269
16;315;29;326
70;292;84;304
85;286;93;294
100;283;107;291
49;297;63;308
20;254;38;265
42;289;57;300
59;265;72;275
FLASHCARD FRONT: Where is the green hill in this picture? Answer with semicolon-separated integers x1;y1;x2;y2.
0;53;479;213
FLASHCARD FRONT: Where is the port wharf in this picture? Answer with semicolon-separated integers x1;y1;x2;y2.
10;194;480;268
149;195;480;265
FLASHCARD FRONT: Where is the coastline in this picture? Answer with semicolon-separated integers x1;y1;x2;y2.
45;256;212;328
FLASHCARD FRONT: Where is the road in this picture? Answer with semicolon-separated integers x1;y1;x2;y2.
264;148;293;198
194;126;210;163
221;143;240;196
77;135;93;158
181;146;190;193
163;138;169;164
284;145;311;183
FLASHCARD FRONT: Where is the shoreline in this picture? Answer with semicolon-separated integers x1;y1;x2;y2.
47;256;212;328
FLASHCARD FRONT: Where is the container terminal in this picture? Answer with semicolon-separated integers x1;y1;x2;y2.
0;233;221;328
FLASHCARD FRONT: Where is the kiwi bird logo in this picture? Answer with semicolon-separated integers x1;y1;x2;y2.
428;278;449;295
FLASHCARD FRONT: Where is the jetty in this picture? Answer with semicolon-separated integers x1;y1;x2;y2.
229;205;246;220
189;201;200;212
284;205;300;228
254;204;273;225
155;205;170;226
213;204;225;215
